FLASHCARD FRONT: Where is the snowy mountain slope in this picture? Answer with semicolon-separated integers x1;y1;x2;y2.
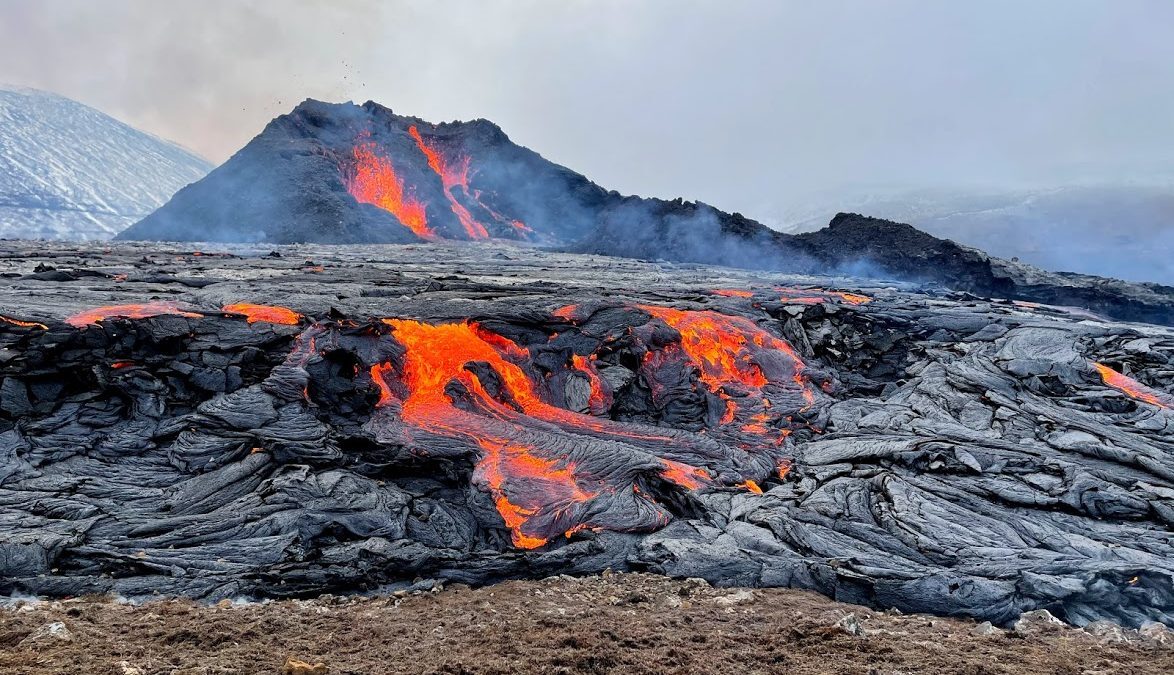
0;86;213;240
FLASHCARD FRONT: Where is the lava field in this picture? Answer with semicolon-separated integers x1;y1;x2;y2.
0;240;1172;629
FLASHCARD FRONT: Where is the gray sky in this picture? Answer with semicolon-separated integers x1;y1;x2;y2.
4;0;1174;227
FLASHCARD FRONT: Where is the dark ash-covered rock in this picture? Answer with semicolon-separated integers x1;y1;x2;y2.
0;240;1171;630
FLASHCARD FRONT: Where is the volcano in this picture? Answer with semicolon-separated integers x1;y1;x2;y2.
114;99;1174;326
1;239;1172;629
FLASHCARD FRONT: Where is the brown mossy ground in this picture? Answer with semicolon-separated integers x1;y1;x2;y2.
1;573;1170;675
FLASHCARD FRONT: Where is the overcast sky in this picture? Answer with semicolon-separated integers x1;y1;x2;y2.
3;0;1174;227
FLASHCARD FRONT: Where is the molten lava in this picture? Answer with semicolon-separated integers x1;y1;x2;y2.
1094;363;1173;409
344;139;434;239
408;125;489;240
473;436;597;549
65;302;203;328
0;315;48;330
638;305;817;425
370;319;612;548
570;354;611;413
740;480;764;494
222;303;303;326
659;458;709;489
712;289;755;298
775;288;871;305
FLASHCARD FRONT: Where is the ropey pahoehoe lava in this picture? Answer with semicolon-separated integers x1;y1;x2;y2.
0;241;1172;629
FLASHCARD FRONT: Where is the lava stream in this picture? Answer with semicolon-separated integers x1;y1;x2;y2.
570;354;611;413
65;301;203;327
369;319;621;547
638;305;817;419
775;288;871;305
344;139;434;239
0;315;47;330
1094;363;1173;409
408;125;489;239
222;303;303;325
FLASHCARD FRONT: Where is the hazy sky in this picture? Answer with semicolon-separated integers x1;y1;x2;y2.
3;0;1174;227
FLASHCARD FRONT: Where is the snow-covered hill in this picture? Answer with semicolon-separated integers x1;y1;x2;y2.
0;86;213;240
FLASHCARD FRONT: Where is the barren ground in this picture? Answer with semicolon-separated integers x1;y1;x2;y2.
1;573;1170;675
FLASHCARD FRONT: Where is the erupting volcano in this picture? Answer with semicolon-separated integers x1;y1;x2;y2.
103;100;1171;326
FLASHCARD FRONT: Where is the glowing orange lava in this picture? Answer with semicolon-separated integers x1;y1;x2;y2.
1094;363;1173;409
712;289;755;298
739;480;763;494
553;305;581;322
0;315;48;330
370;320;625;547
360;309;809;548
474;436;596;549
65;302;203;328
374;319;661;439
222;303;303;326
408;125;489;239
571;354;610;412
639;305;816;423
775;288;871;305
344;139;434;239
659;458;710;489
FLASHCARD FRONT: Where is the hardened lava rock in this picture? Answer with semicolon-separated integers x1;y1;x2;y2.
0;240;1171;629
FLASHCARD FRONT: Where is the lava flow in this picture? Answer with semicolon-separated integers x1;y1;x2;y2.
408;125;489;239
370;319;605;548
712;289;755;298
222;303;303;326
638;305;817;425
0;315;48;330
365;313;800;548
570;354;611;413
344;138;433;239
65;301;203;327
1094;362;1174;409
775;287;871;305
